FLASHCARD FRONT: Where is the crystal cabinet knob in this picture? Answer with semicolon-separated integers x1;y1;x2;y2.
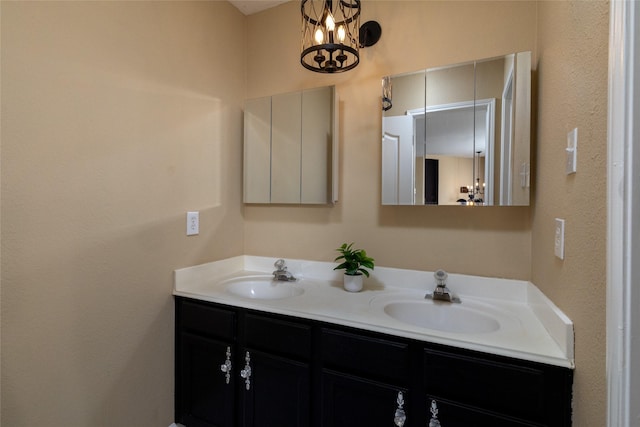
394;391;406;426
429;399;442;427
219;346;232;384
240;351;252;390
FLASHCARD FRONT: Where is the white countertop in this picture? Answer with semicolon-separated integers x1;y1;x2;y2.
173;256;575;369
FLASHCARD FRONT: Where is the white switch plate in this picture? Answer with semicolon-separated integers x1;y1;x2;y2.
566;128;577;175
187;211;199;236
555;218;565;260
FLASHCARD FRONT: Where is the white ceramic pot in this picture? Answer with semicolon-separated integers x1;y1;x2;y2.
343;274;363;292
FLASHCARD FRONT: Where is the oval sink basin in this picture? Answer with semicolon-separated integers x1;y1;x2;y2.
383;301;500;334
224;276;304;300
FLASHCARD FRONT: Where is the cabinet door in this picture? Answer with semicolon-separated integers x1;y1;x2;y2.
271;91;302;203
244;96;272;203
321;370;408;427
178;333;235;427
301;86;334;204
240;350;310;427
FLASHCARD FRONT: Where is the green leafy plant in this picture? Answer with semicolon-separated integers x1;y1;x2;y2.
334;242;375;277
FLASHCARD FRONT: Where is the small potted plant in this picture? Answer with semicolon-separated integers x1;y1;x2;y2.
334;242;375;292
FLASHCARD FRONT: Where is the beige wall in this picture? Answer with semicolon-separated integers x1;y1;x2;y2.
245;0;536;278
245;1;608;426
0;1;610;426
1;2;245;425
533;1;609;426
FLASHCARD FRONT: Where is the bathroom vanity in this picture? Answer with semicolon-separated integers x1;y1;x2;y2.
174;257;574;427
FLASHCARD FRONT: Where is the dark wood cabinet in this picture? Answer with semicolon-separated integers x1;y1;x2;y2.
175;297;573;427
178;334;236;427
240;313;312;427
423;399;540;427
176;300;236;427
176;298;312;427
422;347;573;426
320;327;410;426
321;369;408;427
239;350;310;427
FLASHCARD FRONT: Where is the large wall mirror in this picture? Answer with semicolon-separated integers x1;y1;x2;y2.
382;51;531;206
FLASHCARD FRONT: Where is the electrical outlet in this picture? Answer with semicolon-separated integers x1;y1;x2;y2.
187;211;199;236
554;218;565;260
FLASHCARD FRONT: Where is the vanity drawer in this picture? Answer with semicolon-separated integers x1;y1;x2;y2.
178;298;236;340
321;328;410;383
424;398;539;427
423;348;568;424
244;312;312;359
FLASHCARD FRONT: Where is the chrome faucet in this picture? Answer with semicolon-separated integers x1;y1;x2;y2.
272;259;297;282
425;269;461;303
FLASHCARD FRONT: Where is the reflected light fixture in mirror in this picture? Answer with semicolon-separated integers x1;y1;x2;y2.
464;151;485;205
301;0;381;73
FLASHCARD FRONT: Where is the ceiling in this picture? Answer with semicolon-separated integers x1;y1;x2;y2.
228;0;290;15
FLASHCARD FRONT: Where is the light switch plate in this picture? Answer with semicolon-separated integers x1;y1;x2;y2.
555;218;565;260
566;128;577;175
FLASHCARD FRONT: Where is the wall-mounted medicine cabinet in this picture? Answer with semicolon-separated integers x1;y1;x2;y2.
243;85;338;205
382;52;532;206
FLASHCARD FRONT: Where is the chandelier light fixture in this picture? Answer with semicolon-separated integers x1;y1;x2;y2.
301;0;380;73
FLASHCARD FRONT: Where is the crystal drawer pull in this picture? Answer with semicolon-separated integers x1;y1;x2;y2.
394;391;406;426
240;351;252;390
219;346;232;384
429;399;442;427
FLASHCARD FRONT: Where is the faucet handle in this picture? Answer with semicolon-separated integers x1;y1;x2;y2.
274;259;286;270
434;269;448;286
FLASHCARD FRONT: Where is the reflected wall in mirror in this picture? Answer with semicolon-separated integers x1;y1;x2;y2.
244;85;338;204
381;52;531;206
